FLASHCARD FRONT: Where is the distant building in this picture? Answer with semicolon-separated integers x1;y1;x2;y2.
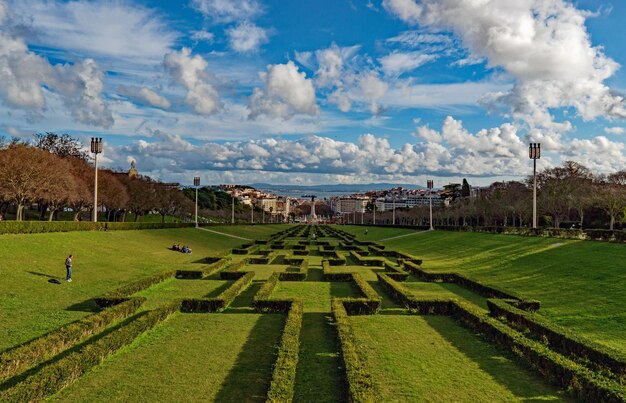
128;160;138;178
332;197;369;213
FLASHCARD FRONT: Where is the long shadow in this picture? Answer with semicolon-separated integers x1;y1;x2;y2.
424;316;570;401
27;271;62;280
204;281;234;298
366;280;402;309
214;314;284;402
0;311;149;391
294;313;347;403
306;267;324;282
65;299;99;312
228;281;264;309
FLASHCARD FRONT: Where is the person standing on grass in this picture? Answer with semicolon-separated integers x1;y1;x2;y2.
65;254;73;282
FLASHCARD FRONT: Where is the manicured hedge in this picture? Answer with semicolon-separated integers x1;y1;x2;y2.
266;300;303;403
340;273;381;315
0;298;144;384
95;270;176;308
349;251;383;267
181;271;255;312
488;299;626;380
0;301;178;402
450;300;626;402
0;221;194;235
402;261;539;310
382;262;409;281
219;259;248;280
375;273;626;402
176;256;231;279
331;299;379;402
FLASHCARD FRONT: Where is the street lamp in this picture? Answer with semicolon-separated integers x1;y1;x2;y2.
231;194;235;224
392;194;396;225
90;137;103;222
529;143;541;228
373;199;376;225
193;177;200;227
427;180;434;230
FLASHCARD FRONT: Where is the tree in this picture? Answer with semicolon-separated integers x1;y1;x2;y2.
34;133;88;160
595;171;626;230
461;178;471;198
40;157;79;220
536;161;593;228
0;145;59;220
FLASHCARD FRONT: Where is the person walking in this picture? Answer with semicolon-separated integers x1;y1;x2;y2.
65;254;73;282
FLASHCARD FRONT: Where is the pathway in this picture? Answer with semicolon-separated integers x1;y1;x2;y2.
378;230;430;242
196;227;253;241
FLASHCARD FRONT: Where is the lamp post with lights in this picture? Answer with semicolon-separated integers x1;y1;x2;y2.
529;143;541;228
427;180;434;230
193;177;200;227
90;137;103;222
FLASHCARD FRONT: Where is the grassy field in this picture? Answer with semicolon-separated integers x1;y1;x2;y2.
0;227;245;352
2;223;623;401
351;315;570;402
340;225;626;353
51;313;283;402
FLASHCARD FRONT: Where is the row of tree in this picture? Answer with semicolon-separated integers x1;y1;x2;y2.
366;162;625;230
0;135;196;222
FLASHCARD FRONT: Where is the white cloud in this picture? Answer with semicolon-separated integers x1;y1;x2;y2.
359;73;388;114
226;22;268;53
191;0;261;23
379;51;436;76
53;59;114;128
0;0;7;23
386;31;452;48
564;136;626;172
12;0;177;63
0;11;113;128
118;86;171;109
383;0;626;131
191;30;215;44
163;48;220;115
249;61;319;120
604;127;625;135
382;0;422;24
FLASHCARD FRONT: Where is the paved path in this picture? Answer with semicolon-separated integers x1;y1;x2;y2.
196;227;253;241
378;230;431;242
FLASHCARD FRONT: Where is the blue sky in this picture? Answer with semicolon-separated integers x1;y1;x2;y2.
0;0;625;186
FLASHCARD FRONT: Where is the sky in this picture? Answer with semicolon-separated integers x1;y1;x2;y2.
0;0;625;187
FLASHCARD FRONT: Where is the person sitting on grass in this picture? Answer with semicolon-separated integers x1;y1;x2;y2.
172;243;180;251
181;245;192;254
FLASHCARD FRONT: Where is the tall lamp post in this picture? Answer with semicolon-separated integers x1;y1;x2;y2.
231;194;235;224
392;194;396;225
90;137;103;222
373;199;376;225
427;180;434;230
529;143;541;228
193;177;200;227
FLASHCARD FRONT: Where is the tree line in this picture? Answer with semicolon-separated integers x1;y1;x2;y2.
372;161;625;230
0;134;195;222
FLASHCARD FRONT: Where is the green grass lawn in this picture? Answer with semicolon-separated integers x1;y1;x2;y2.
51;312;283;402
402;280;489;310
206;224;288;239
351;315;571;402
0;228;246;352
134;278;229;310
382;230;626;353
271;281;359;312
339;224;424;240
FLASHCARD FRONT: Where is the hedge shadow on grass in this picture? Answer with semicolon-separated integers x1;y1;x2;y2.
65;299;99;312
293;312;347;403
423;315;566;400
214;314;284;402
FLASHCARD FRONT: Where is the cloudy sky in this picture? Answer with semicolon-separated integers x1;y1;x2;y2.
1;0;625;186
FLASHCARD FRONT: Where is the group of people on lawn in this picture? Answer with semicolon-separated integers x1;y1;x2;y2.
172;243;192;254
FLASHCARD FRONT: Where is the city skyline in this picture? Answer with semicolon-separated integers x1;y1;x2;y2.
1;0;625;186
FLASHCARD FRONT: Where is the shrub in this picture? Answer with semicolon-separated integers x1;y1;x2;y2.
0;221;193;235
0;298;144;383
219;259;248;280
332;299;379;402
176;256;231;279
487;299;626;379
0;301;178;402
181;271;254;312
95;270;176;308
266;300;303;403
